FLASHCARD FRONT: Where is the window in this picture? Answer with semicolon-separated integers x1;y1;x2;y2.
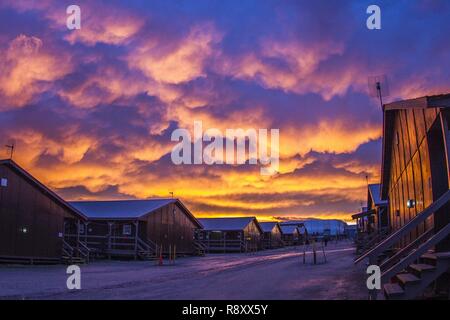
122;224;132;235
1;178;7;187
78;224;85;234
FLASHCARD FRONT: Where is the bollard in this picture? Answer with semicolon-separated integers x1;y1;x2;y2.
173;245;176;264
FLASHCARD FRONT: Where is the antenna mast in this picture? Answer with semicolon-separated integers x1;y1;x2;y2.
5;143;14;160
368;75;389;110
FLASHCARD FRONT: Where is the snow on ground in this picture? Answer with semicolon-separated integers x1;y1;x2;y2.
0;240;368;300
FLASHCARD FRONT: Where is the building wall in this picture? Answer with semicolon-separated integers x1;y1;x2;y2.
386;107;445;247
243;220;262;250
0;164;75;260
145;202;198;254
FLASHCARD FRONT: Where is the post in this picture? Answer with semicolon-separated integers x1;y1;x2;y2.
76;220;81;257
85;222;89;244
173;245;176;264
223;232;226;253
107;222;113;259
134;221;139;260
312;240;317;265
440;111;450;187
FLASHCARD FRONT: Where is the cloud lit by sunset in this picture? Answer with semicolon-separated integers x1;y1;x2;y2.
1;0;450;222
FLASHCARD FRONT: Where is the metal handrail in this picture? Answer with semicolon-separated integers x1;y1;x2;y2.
62;239;74;258
76;240;91;262
355;189;450;264
381;223;450;283
379;228;433;271
137;237;157;254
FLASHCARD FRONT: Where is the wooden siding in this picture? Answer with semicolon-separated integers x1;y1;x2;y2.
0;164;75;260
145;202;197;254
84;202;199;256
243;219;262;250
386;107;448;248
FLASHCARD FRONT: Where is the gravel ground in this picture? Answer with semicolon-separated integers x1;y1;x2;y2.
0;240;368;300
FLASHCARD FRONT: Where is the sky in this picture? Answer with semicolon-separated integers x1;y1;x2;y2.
0;0;449;222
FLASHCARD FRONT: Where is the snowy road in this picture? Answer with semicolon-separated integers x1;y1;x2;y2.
0;241;368;300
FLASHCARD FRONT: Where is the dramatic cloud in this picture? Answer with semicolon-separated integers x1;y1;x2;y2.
0;0;449;222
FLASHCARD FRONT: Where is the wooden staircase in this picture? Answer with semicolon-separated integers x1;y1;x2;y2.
383;252;450;299
136;237;157;261
355;189;450;300
193;240;207;256
62;238;90;264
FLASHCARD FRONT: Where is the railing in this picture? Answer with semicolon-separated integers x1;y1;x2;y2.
137;237;157;255
62;237;90;262
199;239;247;252
355;228;390;259
62;239;74;258
381;223;450;283
379;228;433;271
355;189;450;265
193;240;208;254
77;240;91;262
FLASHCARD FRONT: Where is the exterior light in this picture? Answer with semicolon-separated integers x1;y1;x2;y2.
1;178;7;187
21;227;28;234
407;199;416;208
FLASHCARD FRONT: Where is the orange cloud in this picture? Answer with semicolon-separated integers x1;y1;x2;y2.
0;35;73;108
127;23;222;84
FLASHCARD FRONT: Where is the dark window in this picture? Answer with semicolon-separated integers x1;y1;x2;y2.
123;224;132;235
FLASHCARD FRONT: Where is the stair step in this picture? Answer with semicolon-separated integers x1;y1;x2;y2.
434;251;450;259
396;273;420;286
421;253;437;260
420;253;438;266
409;263;436;274
384;283;404;299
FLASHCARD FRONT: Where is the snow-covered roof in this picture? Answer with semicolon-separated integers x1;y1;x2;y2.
70;199;175;219
198;217;258;231
368;184;388;206
279;225;298;234
259;222;278;232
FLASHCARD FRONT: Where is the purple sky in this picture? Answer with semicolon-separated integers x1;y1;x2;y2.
0;0;449;221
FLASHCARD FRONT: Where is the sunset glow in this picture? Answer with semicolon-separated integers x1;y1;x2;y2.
1;0;450;223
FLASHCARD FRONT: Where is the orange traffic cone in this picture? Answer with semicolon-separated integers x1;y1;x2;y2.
158;244;163;266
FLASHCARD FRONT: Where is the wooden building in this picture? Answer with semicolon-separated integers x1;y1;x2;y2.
259;222;284;249
69;199;203;259
355;93;450;300
352;184;389;254
279;225;301;246
0;159;87;264
196;217;263;252
368;184;389;232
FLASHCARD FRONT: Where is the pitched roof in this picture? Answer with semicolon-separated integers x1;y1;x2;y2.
279;225;299;234
352;209;375;220
70;199;202;227
368;184;388;206
198;217;262;233
383;93;450;111
0;159;86;220
259;222;279;232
